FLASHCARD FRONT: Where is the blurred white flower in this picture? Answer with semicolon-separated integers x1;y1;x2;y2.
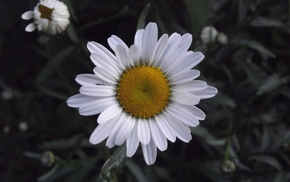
3;125;10;134
67;22;218;165
2;89;13;100
19;121;28;131
200;26;218;44
21;0;70;35
217;32;228;45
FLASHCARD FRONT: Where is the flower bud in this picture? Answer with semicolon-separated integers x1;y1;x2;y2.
40;151;55;167
217;32;228;45
200;26;218;44
220;160;236;174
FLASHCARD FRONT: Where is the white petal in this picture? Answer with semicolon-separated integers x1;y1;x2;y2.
115;45;129;70
106;113;126;148
172;52;204;73
115;116;136;146
151;34;169;67
98;104;123;124
67;94;95;108
108;35;129;52
80;85;115;97
87;41;116;62
128;45;140;67
180;104;206;120
89;119;116;144
169;70;200;84
25;23;36;32
171;91;200;105
192;86;218;99
166;105;199;127
90;53;121;74
75;74;104;86
134;29;144;50
141;22;158;63
171;80;208;92
164;112;192;142
161;33;192;71
148;119;167;151
79;97;116;116
21;11;34;20
141;140;157;165
137;119;150;145
155;114;176;142
93;67;118;85
126;124;139;157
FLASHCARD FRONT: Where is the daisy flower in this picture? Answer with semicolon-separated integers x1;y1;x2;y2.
67;22;217;165
21;0;70;35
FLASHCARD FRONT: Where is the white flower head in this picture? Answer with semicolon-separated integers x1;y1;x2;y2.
200;26;218;44
21;0;70;35
67;22;218;165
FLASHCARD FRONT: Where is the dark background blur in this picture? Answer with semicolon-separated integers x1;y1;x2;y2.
0;0;290;181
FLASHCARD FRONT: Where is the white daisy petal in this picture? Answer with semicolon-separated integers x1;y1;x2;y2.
129;45;140;67
79;97;116;116
155;114;176;142
180;104;206;120
166;105;200;127
75;74;104;86
141;140;157;165
98;104;123;124
87;41;116;62
80;85;115;97
134;29;144;50
115;116;136;146
172;80;208;92
173;52;205;73
141;22;158;63
25;23;37;32
164;112;192;142
21;11;34;20
91;53;121;74
67;94;95;108
106;113;126;148
137;119;151;145
151;34;169;66
93;67;118;84
171;91;200;105
89;119;116;144
148;119;168;151
161;33;192;71
115;45;130;70
169;70;200;84
126;124;139;157
192;86;218;99
108;35;129;52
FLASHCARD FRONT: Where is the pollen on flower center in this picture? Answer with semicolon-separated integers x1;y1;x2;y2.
117;65;170;118
38;5;53;21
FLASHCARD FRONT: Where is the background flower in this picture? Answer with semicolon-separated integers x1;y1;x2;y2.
21;0;70;35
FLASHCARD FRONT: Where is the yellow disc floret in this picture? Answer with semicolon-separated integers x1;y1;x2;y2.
117;66;170;118
38;5;53;21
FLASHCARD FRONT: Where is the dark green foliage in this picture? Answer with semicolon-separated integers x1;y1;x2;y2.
0;0;289;181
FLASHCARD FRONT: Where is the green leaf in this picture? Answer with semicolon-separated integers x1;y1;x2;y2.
37;164;60;182
250;155;283;170
239;40;275;60
191;126;226;146
67;24;80;43
126;160;149;182
184;0;214;37
36;45;77;84
250;16;284;27
136;3;151;30
23;151;41;159
39;135;87;150
257;74;290;95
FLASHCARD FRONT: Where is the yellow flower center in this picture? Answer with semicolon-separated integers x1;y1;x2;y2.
117;66;170;118
38;5;53;21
